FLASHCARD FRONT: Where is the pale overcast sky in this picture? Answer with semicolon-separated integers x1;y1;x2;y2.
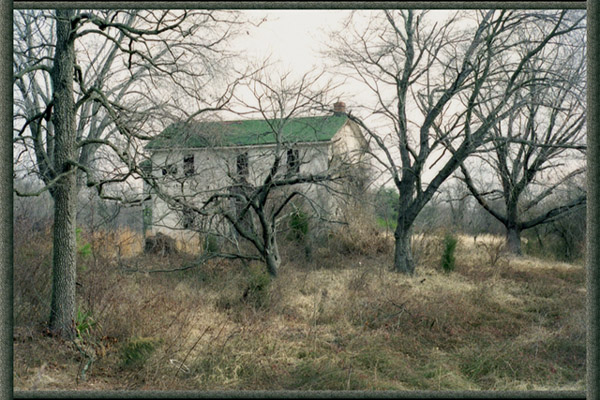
231;10;352;76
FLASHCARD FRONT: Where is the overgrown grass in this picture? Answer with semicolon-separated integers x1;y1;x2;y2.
13;220;586;391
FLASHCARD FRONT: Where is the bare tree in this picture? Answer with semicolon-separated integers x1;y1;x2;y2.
457;27;587;254
141;71;365;277
326;9;585;274
13;9;246;338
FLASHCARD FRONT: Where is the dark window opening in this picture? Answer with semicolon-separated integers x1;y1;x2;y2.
287;149;300;174
184;155;195;177
237;153;249;178
162;163;177;177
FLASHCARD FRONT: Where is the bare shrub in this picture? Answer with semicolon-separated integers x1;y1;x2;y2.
327;208;392;257
347;268;372;293
144;233;178;256
476;238;509;268
411;230;444;268
241;264;272;310
13;217;53;327
71;229;203;379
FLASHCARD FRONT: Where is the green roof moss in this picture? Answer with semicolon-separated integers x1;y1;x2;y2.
145;114;348;150
139;159;152;172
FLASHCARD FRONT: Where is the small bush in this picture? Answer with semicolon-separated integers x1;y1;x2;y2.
375;216;397;231
328;207;392;257
76;228;93;258
287;209;313;261
289;209;309;242
75;307;97;339
374;187;399;224
13;219;53;326
441;233;458;273
347;269;371;293
412;231;443;267
242;264;272;309
476;239;507;267
120;336;161;367
144;233;177;256
203;234;219;255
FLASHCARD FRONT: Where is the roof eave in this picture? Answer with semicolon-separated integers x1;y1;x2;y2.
146;139;334;152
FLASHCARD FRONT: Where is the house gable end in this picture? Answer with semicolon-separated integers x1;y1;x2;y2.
330;119;368;163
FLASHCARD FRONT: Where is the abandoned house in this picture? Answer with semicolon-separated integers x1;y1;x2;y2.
142;102;369;242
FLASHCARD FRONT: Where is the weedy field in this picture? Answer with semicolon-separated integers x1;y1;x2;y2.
13;218;586;391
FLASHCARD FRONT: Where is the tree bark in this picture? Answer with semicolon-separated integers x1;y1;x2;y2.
394;224;415;274
504;195;522;255
48;10;77;339
506;226;522;255
264;230;280;277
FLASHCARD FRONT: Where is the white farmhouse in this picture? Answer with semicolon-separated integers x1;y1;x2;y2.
142;102;368;243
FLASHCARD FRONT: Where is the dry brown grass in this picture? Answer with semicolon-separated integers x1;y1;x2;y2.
13;221;586;391
326;208;393;257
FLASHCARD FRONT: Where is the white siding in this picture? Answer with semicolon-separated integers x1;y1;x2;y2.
146;142;335;236
330;121;368;165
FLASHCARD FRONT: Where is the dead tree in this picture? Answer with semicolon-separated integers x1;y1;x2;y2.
13;9;247;338
326;9;585;274
456;24;587;254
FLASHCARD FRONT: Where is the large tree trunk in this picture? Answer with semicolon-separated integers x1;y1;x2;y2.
264;231;280;277
49;182;78;338
48;10;77;339
506;226;522;255
505;196;522;255
392;189;417;274
393;224;415;274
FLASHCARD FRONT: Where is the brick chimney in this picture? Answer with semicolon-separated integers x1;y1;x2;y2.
333;101;346;115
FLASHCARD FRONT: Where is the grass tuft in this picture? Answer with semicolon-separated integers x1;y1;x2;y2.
120;337;162;368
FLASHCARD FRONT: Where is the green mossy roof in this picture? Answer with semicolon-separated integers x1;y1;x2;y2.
145;114;348;150
139;159;152;172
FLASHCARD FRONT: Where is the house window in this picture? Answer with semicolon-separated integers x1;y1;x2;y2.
181;207;197;229
287;149;300;174
162;163;177;177
236;152;249;178
184;154;195;177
